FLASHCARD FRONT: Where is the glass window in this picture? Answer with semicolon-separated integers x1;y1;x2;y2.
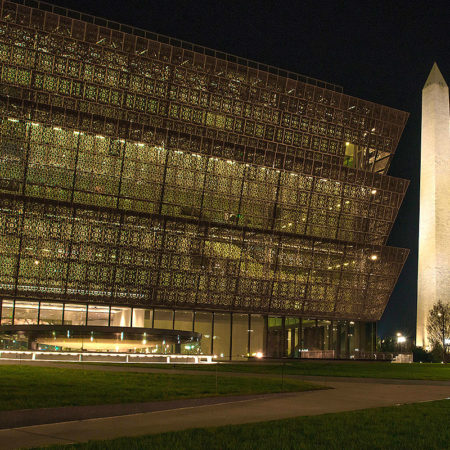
250;314;265;356
39;302;63;325
153;309;173;330
267;316;284;358
337;320;348;357
174;310;193;331
317;319;332;351
110;306;131;327
63;303;87;326
302;318;323;351
194;311;212;354
286;317;300;357
87;304;110;326
330;321;338;352
232;314;249;360
132;308;153;328
213;313;231;359
14;301;39;325
1;300;14;325
348;320;356;353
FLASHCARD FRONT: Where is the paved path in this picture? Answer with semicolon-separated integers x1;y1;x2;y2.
0;377;449;449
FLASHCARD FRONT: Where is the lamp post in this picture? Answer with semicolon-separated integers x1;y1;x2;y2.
396;332;406;353
437;311;448;362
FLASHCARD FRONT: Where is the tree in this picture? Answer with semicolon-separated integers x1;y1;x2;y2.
426;300;450;362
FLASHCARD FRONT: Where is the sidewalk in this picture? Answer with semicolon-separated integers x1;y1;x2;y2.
1;379;449;449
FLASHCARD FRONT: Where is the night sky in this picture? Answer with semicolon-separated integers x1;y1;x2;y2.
50;0;450;339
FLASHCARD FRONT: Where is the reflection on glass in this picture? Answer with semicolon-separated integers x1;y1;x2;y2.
87;304;110;326
194;311;212;355
110;307;131;327
232;314;248;360
317;319;332;351
267;316;284;358
63;303;87;325
14;301;39;325
213;313;231;359
39;302;63;325
153;309;173;330
286;317;300;356
1;300;14;325
174;310;193;331
250;314;265;356
132;308;153;328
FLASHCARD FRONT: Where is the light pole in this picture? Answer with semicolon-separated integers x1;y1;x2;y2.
437;311;447;362
396;332;406;353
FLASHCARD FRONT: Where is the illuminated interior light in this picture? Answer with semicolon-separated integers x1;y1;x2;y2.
34;260;39;265
345;141;350;146
345;200;350;204
8;118;19;122
95;135;105;139
31;122;40;127
344;262;349;266
53;127;62;131
371;189;377;194
370;255;378;261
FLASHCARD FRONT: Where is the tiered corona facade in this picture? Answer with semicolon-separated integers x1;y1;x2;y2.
0;0;409;358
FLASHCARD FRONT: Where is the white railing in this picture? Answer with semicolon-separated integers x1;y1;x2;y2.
0;350;214;364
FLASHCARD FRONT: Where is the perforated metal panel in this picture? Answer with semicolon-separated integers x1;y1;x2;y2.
0;0;409;322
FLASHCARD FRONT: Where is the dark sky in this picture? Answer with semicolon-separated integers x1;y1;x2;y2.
50;0;450;338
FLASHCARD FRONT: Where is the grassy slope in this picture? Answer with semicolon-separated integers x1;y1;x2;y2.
114;360;450;381
0;365;322;411
46;399;450;450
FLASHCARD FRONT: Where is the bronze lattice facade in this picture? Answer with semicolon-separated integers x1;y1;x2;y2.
0;0;409;358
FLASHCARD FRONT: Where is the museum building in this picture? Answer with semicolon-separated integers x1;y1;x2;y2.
0;0;409;359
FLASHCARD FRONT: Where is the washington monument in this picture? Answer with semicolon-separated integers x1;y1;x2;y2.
417;63;450;347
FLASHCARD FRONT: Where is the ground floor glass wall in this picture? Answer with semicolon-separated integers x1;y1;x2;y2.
0;299;376;359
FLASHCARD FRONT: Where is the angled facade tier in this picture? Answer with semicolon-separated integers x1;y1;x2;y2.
0;0;409;359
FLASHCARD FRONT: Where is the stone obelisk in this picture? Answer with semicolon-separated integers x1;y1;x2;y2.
417;63;450;348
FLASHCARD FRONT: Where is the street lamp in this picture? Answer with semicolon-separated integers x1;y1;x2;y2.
396;333;406;353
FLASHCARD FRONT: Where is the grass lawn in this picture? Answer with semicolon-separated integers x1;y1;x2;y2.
107;360;450;381
0;365;322;411
45;399;450;450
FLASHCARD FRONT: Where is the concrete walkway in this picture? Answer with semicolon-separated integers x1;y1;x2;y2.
0;377;449;449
